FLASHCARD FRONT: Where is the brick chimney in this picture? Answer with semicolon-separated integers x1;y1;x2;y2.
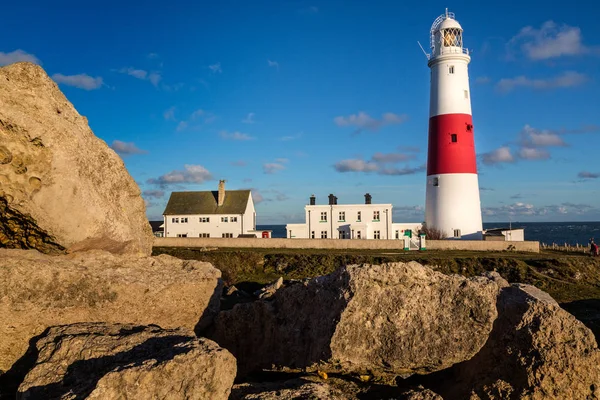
218;180;226;206
328;194;335;205
365;193;372;204
309;194;316;205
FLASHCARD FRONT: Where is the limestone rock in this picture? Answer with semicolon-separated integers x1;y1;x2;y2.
14;323;236;400
230;378;350;400
0;62;152;255
419;283;600;399
0;249;222;373
209;262;502;378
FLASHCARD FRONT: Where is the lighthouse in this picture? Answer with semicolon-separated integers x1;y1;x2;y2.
425;10;483;240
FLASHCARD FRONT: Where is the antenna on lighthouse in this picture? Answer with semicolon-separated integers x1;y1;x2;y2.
445;8;449;18
417;41;429;60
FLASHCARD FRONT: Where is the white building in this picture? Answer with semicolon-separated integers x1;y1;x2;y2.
286;194;421;240
163;180;257;238
483;227;525;242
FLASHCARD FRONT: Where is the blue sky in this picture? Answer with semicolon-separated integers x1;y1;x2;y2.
2;0;599;223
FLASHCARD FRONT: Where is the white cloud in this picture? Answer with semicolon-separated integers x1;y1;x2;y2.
280;132;303;141
334;111;408;133
148;72;161;87
209;62;222;73
231;160;247;167
176;121;188;132
519;125;567;147
147;164;212;186
578;171;599;179
190;109;205;120
267;60;279;70
164;106;176;121
52;73;103;90
497;71;587;92
371;152;415;163
147;53;159;59
378;165;426;175
481;146;514;165
251;189;264;204
263;163;286;174
242;112;256;124
118;67;147;79
110;140;147;155
510;21;598;60
475;76;490;84
518;147;550;160
114;67;161;87
274;158;289;164
0;49;40;66
334;159;379;173
142;190;164;199
220;130;255;141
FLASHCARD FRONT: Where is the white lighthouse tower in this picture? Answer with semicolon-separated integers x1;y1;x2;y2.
425;10;483;240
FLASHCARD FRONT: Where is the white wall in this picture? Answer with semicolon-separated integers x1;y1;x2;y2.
429;53;471;117
242;195;256;234
425;173;483;240
502;229;525;242
287;203;396;239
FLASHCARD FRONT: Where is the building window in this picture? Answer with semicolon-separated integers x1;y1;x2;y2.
357;211;361;222
356;231;362;239
200;217;210;223
454;229;461;238
199;233;210;238
466;124;473;132
311;231;315;239
449;65;455;74
221;217;228;222
231;216;238;222
464;90;469;99
321;231;328;239
338;211;345;221
374;230;381;239
176;233;187;237
172;217;179;223
395;230;399;239
320;212;327;222
373;211;380;221
222;233;233;238
451;134;457;143
181;217;188;223
433;177;439;187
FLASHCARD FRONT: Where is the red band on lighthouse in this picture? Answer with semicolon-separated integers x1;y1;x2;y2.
427;113;477;175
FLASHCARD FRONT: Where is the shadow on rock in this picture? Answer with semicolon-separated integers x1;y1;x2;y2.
561;298;600;342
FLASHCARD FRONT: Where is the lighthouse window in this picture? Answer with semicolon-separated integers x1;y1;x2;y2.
451;134;457;143
454;229;462;238
449;65;455;74
464;90;469;99
433;177;439;187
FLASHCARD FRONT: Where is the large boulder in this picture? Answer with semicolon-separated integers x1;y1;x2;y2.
209;262;502;378
13;323;236;400
414;283;600;399
0;62;152;255
0;249;222;373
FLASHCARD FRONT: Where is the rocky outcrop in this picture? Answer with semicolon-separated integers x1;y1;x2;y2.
0;249;222;373
230;378;351;400
209;262;502;378
0;62;152;255
13;323;236;400
411;283;600;399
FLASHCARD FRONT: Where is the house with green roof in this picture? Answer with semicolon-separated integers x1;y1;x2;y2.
162;180;257;238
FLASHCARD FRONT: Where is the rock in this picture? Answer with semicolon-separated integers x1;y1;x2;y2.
416;283;600;399
230;378;350;400
0;62;152;255
209;262;502;378
254;276;284;299
0;248;222;373
13;323;236;400
396;388;443;400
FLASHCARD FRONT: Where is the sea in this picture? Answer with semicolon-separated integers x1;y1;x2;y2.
257;221;600;246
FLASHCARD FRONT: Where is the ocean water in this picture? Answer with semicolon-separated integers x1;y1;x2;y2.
258;221;600;246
